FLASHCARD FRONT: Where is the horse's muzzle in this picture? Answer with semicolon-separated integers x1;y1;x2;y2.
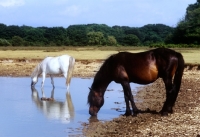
89;110;97;116
89;106;99;116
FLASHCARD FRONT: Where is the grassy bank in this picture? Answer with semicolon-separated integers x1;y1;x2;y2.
0;46;199;64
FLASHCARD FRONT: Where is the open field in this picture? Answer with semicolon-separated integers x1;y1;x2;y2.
0;47;199;64
0;47;199;77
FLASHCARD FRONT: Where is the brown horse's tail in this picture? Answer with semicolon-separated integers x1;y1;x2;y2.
66;56;75;92
170;52;184;107
173;52;185;93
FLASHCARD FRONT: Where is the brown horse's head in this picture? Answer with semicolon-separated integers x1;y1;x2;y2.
88;88;104;116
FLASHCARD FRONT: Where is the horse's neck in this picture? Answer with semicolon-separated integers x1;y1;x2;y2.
92;77;111;93
92;62;112;93
36;64;42;76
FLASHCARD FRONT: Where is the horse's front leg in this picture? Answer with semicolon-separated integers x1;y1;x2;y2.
50;75;55;88
41;72;46;88
122;81;139;116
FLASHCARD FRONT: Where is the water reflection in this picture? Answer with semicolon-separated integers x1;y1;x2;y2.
31;87;74;124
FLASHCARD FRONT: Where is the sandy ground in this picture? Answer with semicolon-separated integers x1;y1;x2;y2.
0;59;102;77
1;59;200;136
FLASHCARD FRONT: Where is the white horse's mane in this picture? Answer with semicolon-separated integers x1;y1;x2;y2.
31;63;41;78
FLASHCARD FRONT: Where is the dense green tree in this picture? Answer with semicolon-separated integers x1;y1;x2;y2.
140;24;173;44
0;24;7;39
6;25;24;39
170;0;200;44
0;38;11;46
123;34;140;46
107;36;117;46
67;25;88;46
86;24;112;37
44;27;68;46
111;25;125;45
24;28;45;45
0;23;174;46
12;36;24;46
87;31;106;45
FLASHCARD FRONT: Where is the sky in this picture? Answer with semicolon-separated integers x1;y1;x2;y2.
0;0;197;28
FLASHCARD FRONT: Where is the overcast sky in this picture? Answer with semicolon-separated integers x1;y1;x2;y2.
0;0;197;28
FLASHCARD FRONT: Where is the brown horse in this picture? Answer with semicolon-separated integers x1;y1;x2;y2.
88;48;184;116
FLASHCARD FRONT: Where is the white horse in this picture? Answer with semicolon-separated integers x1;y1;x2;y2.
31;55;75;91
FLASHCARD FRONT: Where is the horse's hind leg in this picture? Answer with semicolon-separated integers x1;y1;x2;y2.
41;72;46;88
160;77;174;115
121;81;138;116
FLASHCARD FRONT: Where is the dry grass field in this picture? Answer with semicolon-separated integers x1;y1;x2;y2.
0;47;199;77
0;47;199;64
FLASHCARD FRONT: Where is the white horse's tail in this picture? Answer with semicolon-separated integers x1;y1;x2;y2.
66;92;74;119
66;56;75;92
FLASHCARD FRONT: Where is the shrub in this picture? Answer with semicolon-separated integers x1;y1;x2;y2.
0;38;11;46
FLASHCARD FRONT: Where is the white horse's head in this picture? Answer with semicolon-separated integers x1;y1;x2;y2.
31;76;38;87
31;64;41;87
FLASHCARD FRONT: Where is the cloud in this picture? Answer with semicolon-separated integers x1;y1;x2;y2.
0;0;24;7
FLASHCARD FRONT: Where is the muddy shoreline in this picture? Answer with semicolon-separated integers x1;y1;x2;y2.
0;59;199;77
0;59;103;77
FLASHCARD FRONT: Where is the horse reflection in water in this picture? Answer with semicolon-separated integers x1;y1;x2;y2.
31;87;74;124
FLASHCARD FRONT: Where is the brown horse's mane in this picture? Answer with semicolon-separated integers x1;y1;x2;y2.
88;55;114;105
91;55;114;90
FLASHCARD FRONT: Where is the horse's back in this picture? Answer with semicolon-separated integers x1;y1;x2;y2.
110;48;182;84
41;55;72;74
58;54;74;66
59;54;71;60
112;51;158;84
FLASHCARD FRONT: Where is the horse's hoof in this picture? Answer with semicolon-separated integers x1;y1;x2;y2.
47;98;54;101
167;107;173;114
122;114;131;117
160;111;168;116
122;112;132;117
132;113;138;117
41;97;47;100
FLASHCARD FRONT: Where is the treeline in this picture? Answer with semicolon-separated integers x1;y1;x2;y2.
0;0;199;47
0;23;173;46
165;0;200;46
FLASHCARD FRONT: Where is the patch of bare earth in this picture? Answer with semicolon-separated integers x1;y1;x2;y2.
0;59;103;77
